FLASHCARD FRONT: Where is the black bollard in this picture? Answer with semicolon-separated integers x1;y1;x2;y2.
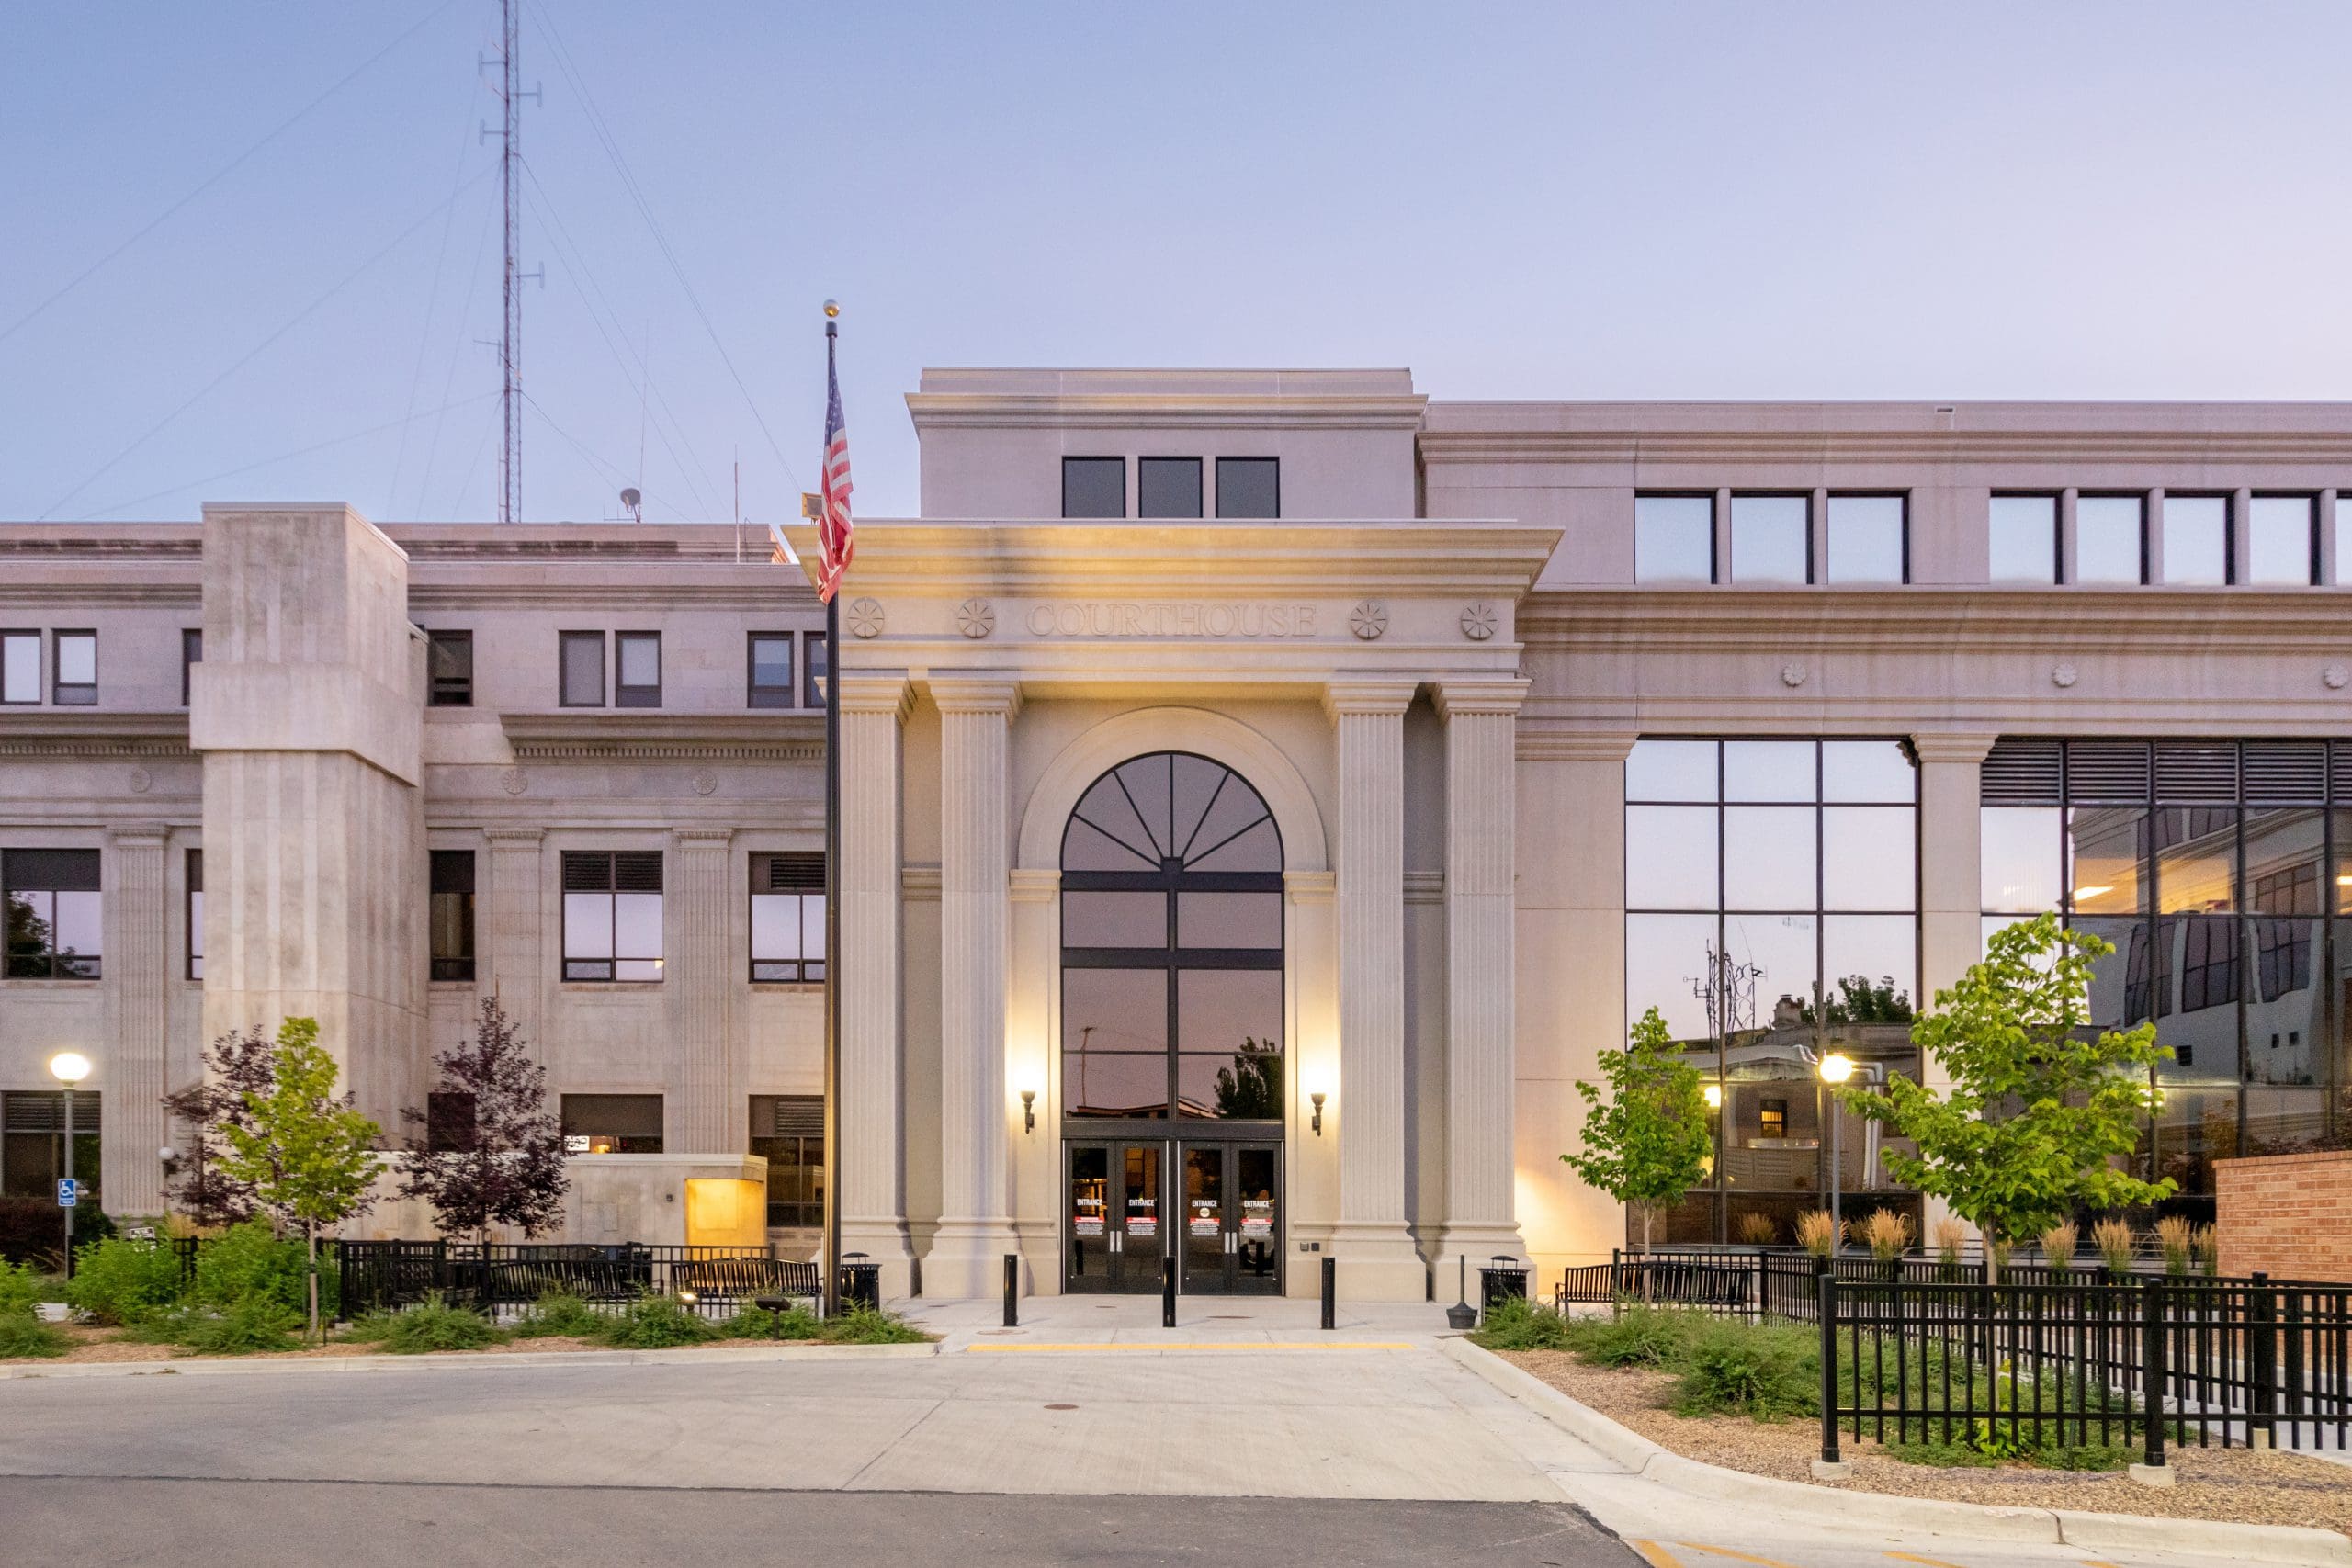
1162;1254;1177;1328
1320;1255;1336;1331
1003;1253;1019;1327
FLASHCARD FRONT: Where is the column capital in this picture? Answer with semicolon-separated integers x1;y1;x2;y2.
1911;731;2000;766
483;827;546;846
671;826;735;845
1010;867;1060;903
1321;674;1419;722
105;823;173;847
1516;725;1637;763
838;670;915;720
1431;675;1531;721
929;673;1023;718
1283;869;1337;904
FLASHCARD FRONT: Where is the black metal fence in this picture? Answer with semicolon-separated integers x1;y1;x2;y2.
335;1241;817;1322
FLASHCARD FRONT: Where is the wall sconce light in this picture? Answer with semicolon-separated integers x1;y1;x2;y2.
1020;1089;1036;1134
1310;1090;1326;1135
1702;1083;1722;1110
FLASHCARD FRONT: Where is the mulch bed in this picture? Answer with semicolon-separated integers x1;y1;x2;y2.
1500;1348;2352;1539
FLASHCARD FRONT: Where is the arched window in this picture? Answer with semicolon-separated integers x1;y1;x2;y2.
1060;751;1283;1122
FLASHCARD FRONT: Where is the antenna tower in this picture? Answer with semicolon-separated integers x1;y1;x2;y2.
482;0;538;522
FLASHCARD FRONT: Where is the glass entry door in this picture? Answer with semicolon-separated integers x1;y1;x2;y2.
1179;1141;1283;1296
1069;1139;1279;1295
1066;1141;1164;1293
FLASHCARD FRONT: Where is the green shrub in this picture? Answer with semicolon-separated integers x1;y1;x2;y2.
718;1303;825;1340
513;1291;606;1339
820;1304;927;1345
169;1298;303;1355
592;1293;719;1348
1559;1303;1703;1367
1670;1318;1817;1421
375;1294;506;1354
0;1258;48;1318
64;1236;185;1325
336;1310;400;1344
1889;1437;2133;1472
0;1314;69;1359
191;1220;318;1318
1470;1294;1577;1351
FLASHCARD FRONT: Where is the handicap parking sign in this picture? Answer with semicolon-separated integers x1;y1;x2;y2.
55;1178;77;1208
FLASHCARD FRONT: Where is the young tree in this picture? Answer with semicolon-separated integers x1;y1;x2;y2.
1563;1007;1714;1254
1838;914;2173;1280
159;1025;277;1226
212;1018;382;1339
397;997;569;1246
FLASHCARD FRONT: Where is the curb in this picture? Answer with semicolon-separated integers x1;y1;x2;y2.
1438;1337;2349;1568
0;1339;940;1382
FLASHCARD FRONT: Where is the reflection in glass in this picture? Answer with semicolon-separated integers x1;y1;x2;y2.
1063;969;1166;1055
1989;495;2059;584
1177;892;1281;950
1626;739;1716;801
1826;495;1904;584
2160;495;2228;586
1724;807;1815;910
1730;494;1808;583
1626;913;1721;1040
1176;1051;1283;1120
2154;1087;2236;1195
1178;968;1282;1056
1064;891;1166;948
2154;808;2237;913
2246;496;2314;585
2245;918;2322;1086
2245;808;2324;915
2161;916;2240;1043
2075;495;2144;585
1821;740;1915;803
1068;1146;1111;1285
2070;917;2147;1030
1626;806;1718;909
1721;1081;1819;1191
1982;807;2063;912
1723;741;1815;801
2245;1089;2330;1156
1064;1055;1168;1119
1635;495;1714;582
2067;807;2145;915
1822;916;1917;1016
1822;807;1916;911
1722;912;1817;1035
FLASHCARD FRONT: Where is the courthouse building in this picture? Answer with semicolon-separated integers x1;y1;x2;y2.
3;368;2349;1300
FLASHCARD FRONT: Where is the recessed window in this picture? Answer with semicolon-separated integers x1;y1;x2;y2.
2;1091;101;1201
186;849;203;981
2075;495;2145;585
425;1092;477;1153
615;632;662;708
2246;495;2316;586
560;1093;663;1155
1634;494;1714;583
427;630;473;707
1825;494;1905;584
51;631;96;705
751;1096;823;1225
1730;494;1809;584
1214;457;1279;520
1988;495;2059;585
1062;457;1126;519
1139;457;1204;519
429;850;476;982
2161;495;2229;586
180;629;202;706
1;632;37;705
559;632;605;707
752;852;826;982
561;851;663;982
3;848;102;980
803;631;827;710
747;633;795;709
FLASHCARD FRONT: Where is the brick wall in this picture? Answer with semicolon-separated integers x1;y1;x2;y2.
2215;1150;2352;1282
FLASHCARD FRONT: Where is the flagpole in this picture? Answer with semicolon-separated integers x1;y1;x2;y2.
820;307;843;1317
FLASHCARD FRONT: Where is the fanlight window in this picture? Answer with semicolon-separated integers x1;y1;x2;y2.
1060;753;1284;1122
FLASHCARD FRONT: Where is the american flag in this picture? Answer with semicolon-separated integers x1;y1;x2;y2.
814;331;854;603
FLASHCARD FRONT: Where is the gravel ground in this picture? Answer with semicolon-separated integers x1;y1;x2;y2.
1500;1348;2352;1537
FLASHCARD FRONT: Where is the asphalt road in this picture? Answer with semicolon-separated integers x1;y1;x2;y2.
1;1477;1636;1568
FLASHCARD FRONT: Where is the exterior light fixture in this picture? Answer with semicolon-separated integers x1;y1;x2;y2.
1817;1053;1856;1252
1310;1090;1326;1135
1020;1089;1036;1134
1702;1084;1722;1109
48;1053;91;1279
48;1053;91;1086
1816;1054;1855;1086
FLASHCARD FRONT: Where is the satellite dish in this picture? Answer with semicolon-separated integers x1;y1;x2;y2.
620;487;642;522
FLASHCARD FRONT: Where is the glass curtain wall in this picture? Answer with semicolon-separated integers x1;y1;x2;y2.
1625;738;1922;1246
1980;739;2349;1225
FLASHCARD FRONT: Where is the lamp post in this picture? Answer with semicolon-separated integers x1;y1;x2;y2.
49;1052;92;1277
1817;1052;1854;1252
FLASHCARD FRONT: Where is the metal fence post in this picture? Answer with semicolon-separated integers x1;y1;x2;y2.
2249;1271;2278;1449
2141;1278;2167;1472
1002;1253;1019;1328
1817;1269;1840;1465
1321;1255;1337;1331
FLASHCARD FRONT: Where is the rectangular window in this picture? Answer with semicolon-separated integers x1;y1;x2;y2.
180;628;202;706
425;1091;477;1153
1214;457;1280;520
561;851;663;982
2;1091;101;1201
614;632;662;708
560;1093;663;1155
2075;494;2145;585
426;630;473;707
51;631;96;705
429;850;477;982
750;1095;823;1226
1729;495;1810;584
803;631;828;709
1062;457;1126;519
2246;495;2316;586
1634;494;1714;583
559;632;605;707
1825;494;1905;584
1138;457;1203;519
751;852;826;982
186;849;203;981
2161;495;2230;586
747;633;795;708
0;631;37;705
1989;494;2059;585
3;848;102;979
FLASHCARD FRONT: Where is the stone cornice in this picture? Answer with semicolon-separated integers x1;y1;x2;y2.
1322;675;1420;721
0;712;194;756
1430;675;1532;719
671;826;735;843
481;827;546;844
1515;727;1638;762
1283;870;1337;902
900;864;944;897
927;674;1024;717
907;375;1427;431
498;712;824;761
1010;868;1061;902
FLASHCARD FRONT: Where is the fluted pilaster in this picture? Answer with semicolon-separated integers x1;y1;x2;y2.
483;829;545;1049
837;673;915;1292
103;828;171;1216
927;675;1022;1295
667;827;734;1151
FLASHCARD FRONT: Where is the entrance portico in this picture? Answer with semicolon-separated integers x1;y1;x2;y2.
784;519;1558;1301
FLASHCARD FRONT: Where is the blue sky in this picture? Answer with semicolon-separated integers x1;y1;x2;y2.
5;2;2349;524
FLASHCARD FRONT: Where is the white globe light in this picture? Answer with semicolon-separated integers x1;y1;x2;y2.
1817;1053;1856;1086
48;1052;93;1085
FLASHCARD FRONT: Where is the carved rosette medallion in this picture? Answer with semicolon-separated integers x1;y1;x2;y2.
1779;663;1808;689
691;770;719;797
1459;602;1498;641
2325;663;2350;691
127;766;153;795
1350;600;1388;641
500;768;529;796
845;598;885;638
2051;662;2079;689
956;598;997;639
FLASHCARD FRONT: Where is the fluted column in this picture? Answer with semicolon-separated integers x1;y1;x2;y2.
667;827;733;1151
102;827;171;1217
1433;677;1532;1278
482;829;546;1049
837;672;915;1295
1912;732;1996;1244
926;675;1022;1296
1324;676;1425;1297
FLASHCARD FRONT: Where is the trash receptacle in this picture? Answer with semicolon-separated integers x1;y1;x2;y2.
837;1251;880;1312
1478;1256;1530;1313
